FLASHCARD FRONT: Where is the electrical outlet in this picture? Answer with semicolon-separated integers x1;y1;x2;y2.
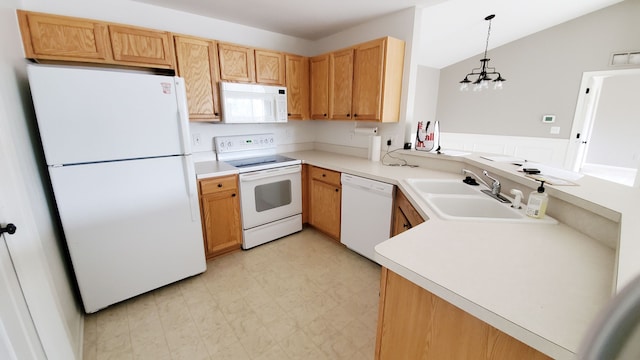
192;133;201;147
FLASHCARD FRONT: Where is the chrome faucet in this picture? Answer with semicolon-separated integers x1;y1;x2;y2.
461;169;511;204
482;170;501;195
461;169;490;188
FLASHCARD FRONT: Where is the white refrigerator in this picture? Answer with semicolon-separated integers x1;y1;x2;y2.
27;64;206;313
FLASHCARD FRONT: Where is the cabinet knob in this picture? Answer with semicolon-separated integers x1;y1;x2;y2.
323;113;327;117
335;188;339;192
217;183;223;188
232;193;236;197
288;113;291;116
214;112;219;116
322;174;326;177
403;223;410;229
346;113;350;117
354;114;358;117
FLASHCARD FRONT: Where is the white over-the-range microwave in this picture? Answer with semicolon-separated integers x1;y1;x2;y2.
219;81;288;123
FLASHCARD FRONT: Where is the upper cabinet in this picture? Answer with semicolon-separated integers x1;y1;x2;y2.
17;10;175;69
217;42;256;83
311;37;405;123
256;50;285;86
18;11;111;62
310;54;330;120
353;37;405;122
108;25;174;68
17;11;405;123
329;49;354;120
174;35;221;121
285;54;309;120
218;43;286;86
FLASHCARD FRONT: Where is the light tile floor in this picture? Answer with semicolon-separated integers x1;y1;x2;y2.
83;227;381;360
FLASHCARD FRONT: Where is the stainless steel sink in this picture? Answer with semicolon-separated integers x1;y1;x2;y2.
405;179;557;224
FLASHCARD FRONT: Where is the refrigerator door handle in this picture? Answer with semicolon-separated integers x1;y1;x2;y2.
183;155;200;222
174;77;192;155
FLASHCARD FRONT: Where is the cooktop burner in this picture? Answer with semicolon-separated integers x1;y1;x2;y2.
214;133;301;172
226;154;299;169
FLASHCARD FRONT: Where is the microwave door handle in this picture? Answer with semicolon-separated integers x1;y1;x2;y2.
240;165;301;182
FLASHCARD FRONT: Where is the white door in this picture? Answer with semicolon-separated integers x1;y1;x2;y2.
27;64;190;165
0;231;45;360
0;92;76;359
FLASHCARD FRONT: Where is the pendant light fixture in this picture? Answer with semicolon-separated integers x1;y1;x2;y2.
459;14;506;91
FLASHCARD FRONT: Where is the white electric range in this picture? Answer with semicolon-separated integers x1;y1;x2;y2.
215;134;302;249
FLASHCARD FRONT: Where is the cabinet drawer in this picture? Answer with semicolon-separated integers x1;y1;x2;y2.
310;166;340;186
199;175;238;195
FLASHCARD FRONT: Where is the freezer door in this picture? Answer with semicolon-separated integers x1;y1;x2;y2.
49;156;205;313
27;64;190;165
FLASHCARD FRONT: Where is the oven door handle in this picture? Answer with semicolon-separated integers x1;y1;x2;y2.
240;165;301;182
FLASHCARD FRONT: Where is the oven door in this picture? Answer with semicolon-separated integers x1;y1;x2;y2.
238;164;302;229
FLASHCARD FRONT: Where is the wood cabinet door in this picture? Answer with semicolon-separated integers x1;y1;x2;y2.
391;190;425;236
17;10;111;62
377;269;552;360
218;42;256;83
255;50;285;86
174;36;221;121
310;54;329;120
310;178;341;240
200;190;242;258
285;54;309;120
329;48;354;120
199;175;242;259
352;38;385;121
109;25;174;68
392;207;411;237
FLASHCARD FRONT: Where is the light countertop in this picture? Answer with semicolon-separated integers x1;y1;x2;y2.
194;149;634;359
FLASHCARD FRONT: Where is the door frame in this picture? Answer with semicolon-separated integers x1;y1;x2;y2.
565;68;640;174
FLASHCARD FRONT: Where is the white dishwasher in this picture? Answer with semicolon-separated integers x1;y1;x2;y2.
340;173;394;262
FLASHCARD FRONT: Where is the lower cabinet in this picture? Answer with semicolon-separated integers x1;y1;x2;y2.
308;165;341;241
376;268;552;360
391;189;426;236
198;175;242;259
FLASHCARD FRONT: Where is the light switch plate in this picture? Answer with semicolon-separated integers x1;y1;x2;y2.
550;126;561;135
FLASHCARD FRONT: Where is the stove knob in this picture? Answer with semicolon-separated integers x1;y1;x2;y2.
227;141;232;147
269;138;274;143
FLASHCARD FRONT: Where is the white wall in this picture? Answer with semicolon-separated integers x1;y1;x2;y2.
435;0;640;140
1;0;81;357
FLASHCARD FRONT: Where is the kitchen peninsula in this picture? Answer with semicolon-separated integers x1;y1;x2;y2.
262;148;627;360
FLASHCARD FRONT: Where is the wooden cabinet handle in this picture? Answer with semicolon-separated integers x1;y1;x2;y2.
218;183;223;188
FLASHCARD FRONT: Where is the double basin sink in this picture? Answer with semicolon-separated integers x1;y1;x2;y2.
406;178;557;224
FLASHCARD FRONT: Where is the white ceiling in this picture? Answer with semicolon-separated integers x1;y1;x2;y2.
133;0;622;68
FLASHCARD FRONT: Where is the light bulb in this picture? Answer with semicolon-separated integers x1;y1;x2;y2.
494;81;503;90
459;83;469;91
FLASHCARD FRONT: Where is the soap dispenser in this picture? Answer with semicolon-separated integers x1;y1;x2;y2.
526;181;548;218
